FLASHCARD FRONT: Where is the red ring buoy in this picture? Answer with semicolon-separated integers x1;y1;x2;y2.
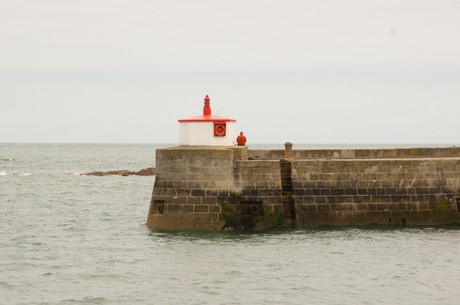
214;124;226;137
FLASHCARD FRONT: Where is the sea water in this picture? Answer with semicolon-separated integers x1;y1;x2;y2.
1;143;459;305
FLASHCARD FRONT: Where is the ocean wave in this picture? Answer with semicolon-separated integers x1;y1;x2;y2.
0;172;32;176
65;171;83;176
1;158;14;161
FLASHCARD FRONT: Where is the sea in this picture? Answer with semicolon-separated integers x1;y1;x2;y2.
1;143;459;305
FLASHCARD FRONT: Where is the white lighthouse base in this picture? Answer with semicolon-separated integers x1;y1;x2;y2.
179;122;236;146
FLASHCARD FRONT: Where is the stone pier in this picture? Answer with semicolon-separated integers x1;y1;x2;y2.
147;145;460;230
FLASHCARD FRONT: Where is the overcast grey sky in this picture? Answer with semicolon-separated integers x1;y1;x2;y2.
1;0;459;144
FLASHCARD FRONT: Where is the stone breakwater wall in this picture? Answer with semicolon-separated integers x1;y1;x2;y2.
147;146;460;230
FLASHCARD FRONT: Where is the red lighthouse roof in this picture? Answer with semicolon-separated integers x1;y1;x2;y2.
178;95;236;122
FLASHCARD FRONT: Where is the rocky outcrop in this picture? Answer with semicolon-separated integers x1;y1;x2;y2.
82;167;156;176
134;168;157;176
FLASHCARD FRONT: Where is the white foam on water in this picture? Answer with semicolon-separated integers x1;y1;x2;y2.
21;173;31;176
65;171;83;176
0;171;7;176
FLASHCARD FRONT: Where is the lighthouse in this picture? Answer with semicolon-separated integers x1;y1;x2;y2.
178;95;236;146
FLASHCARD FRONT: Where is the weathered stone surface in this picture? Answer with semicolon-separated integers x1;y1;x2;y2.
148;146;460;230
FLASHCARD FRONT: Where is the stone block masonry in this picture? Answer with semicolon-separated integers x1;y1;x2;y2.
292;157;459;226
147;145;460;230
147;146;248;230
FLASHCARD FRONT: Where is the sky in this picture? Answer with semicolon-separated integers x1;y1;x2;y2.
1;0;459;144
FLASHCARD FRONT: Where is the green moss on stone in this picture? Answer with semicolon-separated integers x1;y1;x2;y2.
433;200;451;212
272;213;285;226
253;205;285;229
221;203;285;230
222;210;239;229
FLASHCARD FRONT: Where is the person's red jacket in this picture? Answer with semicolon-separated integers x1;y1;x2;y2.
237;132;247;146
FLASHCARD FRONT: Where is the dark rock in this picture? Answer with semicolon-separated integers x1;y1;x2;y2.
134;167;156;176
105;170;133;176
84;171;106;176
82;168;156;176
